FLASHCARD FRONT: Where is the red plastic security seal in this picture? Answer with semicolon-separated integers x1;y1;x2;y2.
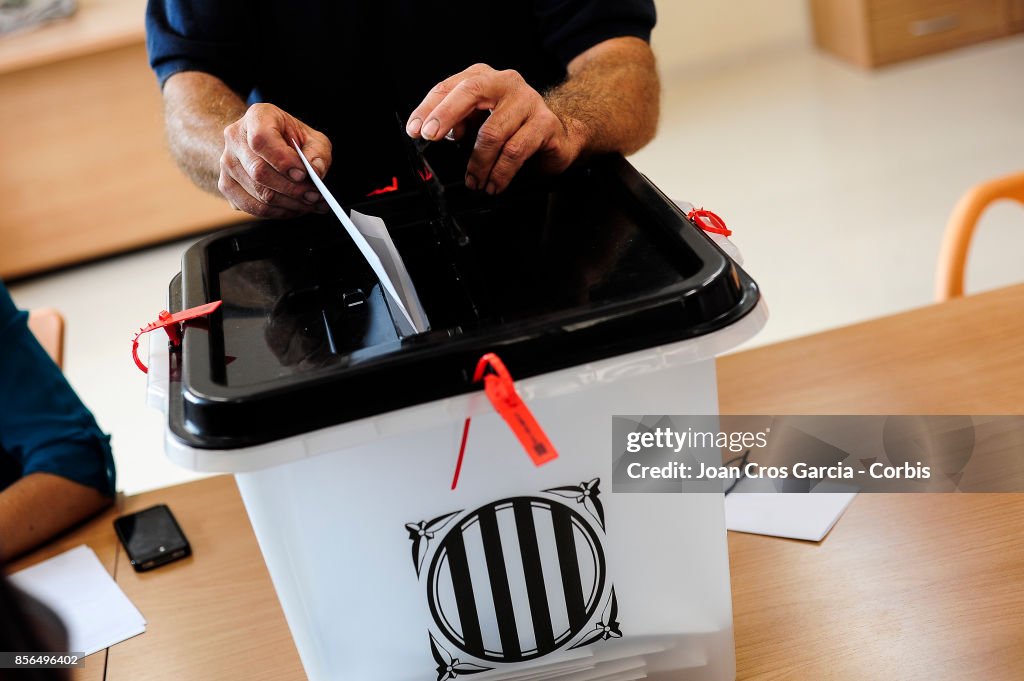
473;353;559;467
687;207;732;237
131;301;222;374
451;353;559;489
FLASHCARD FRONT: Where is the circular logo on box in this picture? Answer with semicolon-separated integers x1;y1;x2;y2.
406;479;620;680
426;497;605;663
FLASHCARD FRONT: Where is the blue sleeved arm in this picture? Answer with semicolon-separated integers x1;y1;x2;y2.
534;0;657;68
145;0;255;93
0;283;115;497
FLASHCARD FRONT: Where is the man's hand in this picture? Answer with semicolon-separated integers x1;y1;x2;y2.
218;103;333;219
406;64;586;196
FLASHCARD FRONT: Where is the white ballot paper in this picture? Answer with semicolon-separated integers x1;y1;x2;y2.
725;491;857;542
292;141;429;335
8;545;146;655
350;210;430;336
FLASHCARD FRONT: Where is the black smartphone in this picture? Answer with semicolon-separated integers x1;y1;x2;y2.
113;504;191;572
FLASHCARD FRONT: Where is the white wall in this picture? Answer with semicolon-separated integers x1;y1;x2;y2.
651;0;812;74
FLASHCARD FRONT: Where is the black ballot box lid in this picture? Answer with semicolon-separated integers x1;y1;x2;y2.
168;154;760;449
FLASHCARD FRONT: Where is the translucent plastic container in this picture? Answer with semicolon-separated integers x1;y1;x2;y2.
155;155;765;681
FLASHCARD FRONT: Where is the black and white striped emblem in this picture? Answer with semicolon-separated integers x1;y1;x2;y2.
406;479;621;680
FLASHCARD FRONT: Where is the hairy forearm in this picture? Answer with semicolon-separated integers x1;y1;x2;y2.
162;72;247;196
545;37;660;158
0;473;110;561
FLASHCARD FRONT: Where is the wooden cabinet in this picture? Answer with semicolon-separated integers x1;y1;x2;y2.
0;0;240;280
1011;0;1024;30
811;0;1024;68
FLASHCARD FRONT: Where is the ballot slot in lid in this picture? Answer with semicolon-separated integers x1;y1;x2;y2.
199;190;456;388
172;154;759;447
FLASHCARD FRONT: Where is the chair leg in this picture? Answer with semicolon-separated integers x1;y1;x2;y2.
935;173;1024;302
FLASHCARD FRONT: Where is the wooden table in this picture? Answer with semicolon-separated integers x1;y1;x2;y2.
8;284;1024;680
3;476;303;681
102;477;305;681
717;283;1024;680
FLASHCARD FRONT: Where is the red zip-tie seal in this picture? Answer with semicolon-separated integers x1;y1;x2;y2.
451;353;558;489
131;301;222;374
687;208;732;237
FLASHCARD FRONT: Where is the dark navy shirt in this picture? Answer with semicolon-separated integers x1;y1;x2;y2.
0;282;115;497
145;0;656;203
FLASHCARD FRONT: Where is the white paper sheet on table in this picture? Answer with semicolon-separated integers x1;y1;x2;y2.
292;141;429;335
8;545;146;655
725;491;858;542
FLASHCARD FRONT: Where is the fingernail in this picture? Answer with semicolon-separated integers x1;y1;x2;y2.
312;159;326;178
288;168;305;182
304;191;320;203
485;182;496;196
421;119;440;140
407;117;422;136
465;174;478;191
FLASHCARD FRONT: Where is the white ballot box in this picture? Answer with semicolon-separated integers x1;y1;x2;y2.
152;155;765;681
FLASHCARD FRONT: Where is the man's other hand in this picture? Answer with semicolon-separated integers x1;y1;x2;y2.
406;64;585;195
219;103;333;219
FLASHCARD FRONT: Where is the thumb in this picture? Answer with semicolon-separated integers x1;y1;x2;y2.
300;131;332;180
